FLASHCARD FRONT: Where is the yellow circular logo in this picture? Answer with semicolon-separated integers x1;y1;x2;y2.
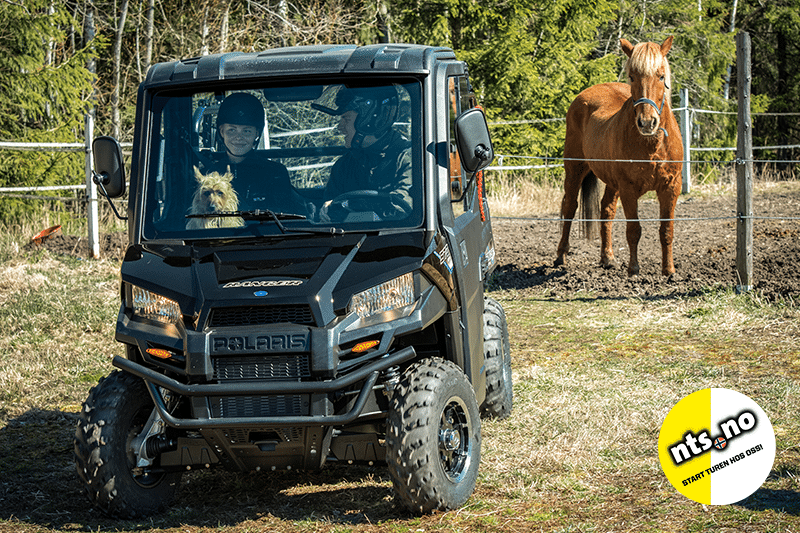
658;388;775;505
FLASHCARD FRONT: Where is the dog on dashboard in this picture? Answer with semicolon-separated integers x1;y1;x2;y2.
186;166;244;229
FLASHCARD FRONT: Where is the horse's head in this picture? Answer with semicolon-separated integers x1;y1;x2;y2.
621;36;673;137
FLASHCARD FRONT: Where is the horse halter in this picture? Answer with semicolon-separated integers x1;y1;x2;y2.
632;79;669;137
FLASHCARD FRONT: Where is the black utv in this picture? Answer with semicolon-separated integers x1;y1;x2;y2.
74;43;512;517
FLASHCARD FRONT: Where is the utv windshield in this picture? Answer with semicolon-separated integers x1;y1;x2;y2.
143;80;422;239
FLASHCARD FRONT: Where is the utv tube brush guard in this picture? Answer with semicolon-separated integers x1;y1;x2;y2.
112;346;416;429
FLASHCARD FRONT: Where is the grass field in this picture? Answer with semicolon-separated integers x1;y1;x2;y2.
1;192;800;532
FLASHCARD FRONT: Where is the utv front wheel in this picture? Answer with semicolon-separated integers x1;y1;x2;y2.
387;358;481;513
73;370;181;518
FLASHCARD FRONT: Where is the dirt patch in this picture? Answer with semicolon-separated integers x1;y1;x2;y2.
491;183;800;302
26;231;128;261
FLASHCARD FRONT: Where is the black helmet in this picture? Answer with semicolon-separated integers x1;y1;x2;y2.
314;85;399;146
217;92;265;130
336;86;398;138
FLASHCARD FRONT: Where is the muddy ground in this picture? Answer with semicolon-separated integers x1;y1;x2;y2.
31;182;800;302
492;183;800;302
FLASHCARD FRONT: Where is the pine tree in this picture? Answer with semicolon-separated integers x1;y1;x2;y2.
390;0;619;159
0;0;95;219
739;0;800;167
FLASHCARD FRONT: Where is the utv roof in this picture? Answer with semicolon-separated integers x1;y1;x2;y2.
144;43;458;88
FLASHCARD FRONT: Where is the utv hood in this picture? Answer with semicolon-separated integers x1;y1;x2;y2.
121;232;428;328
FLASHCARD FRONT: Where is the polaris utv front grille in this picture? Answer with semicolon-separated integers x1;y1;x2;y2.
213;355;311;381
210;394;309;418
208;305;314;327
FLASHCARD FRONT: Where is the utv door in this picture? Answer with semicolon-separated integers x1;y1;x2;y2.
439;72;487;397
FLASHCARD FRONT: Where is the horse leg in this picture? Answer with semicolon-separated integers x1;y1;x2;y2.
619;193;642;276
657;188;680;276
555;161;588;267
599;185;619;269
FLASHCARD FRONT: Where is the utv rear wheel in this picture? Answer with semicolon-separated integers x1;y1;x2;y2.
481;297;513;419
386;358;481;513
74;370;181;518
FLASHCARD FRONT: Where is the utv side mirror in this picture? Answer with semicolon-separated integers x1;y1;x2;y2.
92;136;126;198
454;107;494;173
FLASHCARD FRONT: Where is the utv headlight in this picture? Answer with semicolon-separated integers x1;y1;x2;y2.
131;286;181;324
349;273;415;320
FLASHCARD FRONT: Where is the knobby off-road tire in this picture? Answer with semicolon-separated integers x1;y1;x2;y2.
73;370;181;518
480;296;513;419
386;358;481;513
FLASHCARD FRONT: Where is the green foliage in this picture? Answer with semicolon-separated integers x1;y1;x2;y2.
0;0;797;201
739;0;800;164
0;1;95;221
391;0;618;159
391;0;743;172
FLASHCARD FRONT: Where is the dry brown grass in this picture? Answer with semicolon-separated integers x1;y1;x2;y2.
2;172;800;532
0;253;119;419
484;162;799;220
485;172;564;218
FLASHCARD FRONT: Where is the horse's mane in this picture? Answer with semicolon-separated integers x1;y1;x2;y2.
625;41;672;90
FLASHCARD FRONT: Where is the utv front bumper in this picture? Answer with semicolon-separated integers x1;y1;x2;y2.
113;345;416;429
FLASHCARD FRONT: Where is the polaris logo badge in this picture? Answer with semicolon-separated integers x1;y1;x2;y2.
212;333;308;353
222;280;303;289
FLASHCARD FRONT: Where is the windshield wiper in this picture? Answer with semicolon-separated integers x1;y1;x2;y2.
186;210;345;235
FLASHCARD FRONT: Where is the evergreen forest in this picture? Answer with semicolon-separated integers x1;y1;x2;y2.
0;0;797;221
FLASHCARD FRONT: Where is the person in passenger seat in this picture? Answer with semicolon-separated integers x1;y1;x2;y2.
201;92;304;215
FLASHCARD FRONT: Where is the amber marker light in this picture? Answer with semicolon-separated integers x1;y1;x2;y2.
146;348;173;359
351;340;380;353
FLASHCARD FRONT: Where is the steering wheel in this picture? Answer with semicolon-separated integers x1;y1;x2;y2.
331;190;392;206
326;189;397;217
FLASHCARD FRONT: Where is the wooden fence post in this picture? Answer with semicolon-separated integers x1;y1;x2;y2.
736;31;753;293
680;88;692;193
85;113;100;259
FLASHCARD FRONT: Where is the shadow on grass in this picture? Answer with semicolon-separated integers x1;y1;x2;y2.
738;488;800;515
736;466;800;515
0;408;407;531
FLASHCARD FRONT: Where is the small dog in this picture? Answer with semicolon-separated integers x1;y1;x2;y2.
186;166;244;229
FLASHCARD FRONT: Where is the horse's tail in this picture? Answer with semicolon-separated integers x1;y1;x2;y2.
579;171;602;240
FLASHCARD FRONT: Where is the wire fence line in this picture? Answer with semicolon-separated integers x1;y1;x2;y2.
0;93;796;261
0;104;796;195
485;101;799;173
489;152;799;170
486;107;800;123
496;214;800;224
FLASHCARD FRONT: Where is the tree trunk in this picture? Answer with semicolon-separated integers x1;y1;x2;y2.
220;2;229;53
84;0;97;121
279;0;288;47
201;2;210;55
377;0;391;43
112;0;129;139
145;0;154;71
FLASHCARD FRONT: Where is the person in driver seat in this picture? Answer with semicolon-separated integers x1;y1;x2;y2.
317;85;413;222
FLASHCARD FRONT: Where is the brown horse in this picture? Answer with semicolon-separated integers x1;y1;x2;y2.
556;36;683;276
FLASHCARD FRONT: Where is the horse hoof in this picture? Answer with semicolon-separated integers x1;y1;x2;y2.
554;256;565;267
601;259;616;270
627;267;640;277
